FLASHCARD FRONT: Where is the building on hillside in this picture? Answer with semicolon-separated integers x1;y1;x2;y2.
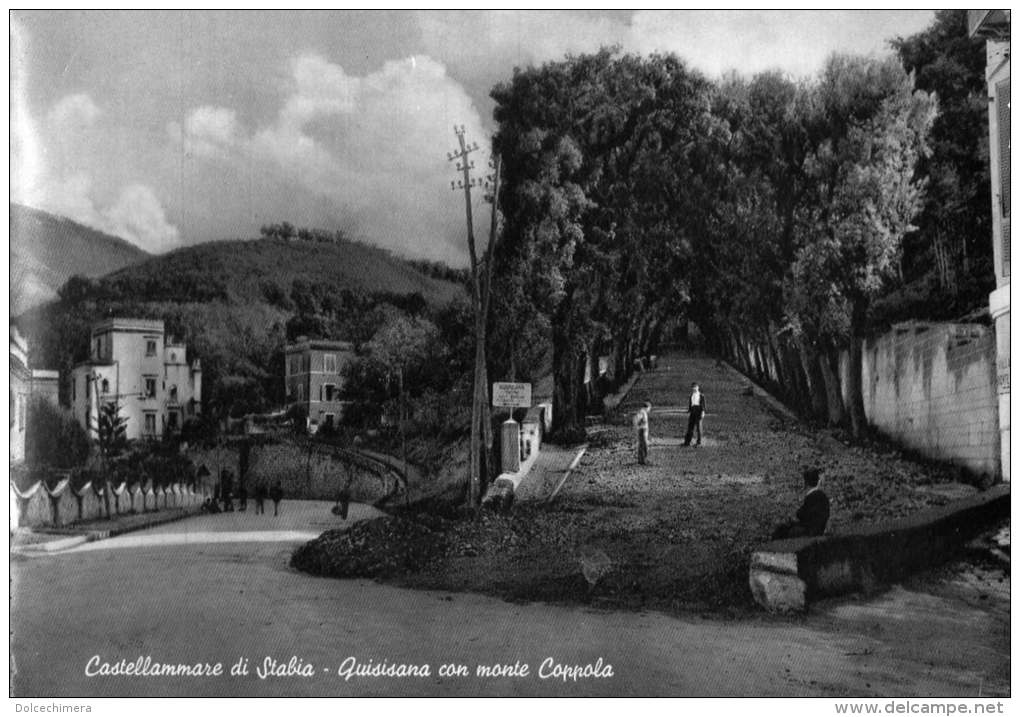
70;318;202;441
969;10;1010;481
284;337;355;432
9;325;61;464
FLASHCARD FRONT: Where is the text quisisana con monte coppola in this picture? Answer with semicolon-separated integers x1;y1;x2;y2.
84;655;615;682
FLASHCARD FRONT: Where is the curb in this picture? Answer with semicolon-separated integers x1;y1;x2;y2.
546;445;589;503
16;535;90;554
14;507;200;555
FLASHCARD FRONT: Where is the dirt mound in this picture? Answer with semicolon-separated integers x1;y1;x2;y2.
291;513;452;578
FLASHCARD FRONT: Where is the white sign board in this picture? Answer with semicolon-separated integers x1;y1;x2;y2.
492;382;532;408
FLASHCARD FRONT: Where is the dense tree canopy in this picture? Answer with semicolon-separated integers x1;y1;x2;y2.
489;45;942;437
885;10;993;320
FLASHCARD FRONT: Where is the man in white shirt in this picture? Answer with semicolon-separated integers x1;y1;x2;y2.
634;401;651;465
683;383;706;447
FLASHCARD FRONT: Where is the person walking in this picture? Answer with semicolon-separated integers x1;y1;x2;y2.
634;401;652;465
237;482;248;512
254;483;267;515
683;382;706;447
220;469;234;512
269;481;284;517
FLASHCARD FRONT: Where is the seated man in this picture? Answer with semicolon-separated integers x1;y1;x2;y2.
772;468;829;540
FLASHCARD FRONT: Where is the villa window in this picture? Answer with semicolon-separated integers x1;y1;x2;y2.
146;339;157;357
144;412;157;436
324;353;337;373
101;378;110;395
144;377;157;398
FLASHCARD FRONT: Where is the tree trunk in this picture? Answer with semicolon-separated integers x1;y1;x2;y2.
816;346;845;428
646;315;663;356
728;329;740;368
766;326;785;390
846;301;869;440
468;311;485;506
552;349;581;434
797;340;828;421
551;299;581;435
781;339;807;414
733;329;746;373
612;340;624;387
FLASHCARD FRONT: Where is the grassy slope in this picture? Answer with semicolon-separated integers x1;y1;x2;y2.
101;237;463;307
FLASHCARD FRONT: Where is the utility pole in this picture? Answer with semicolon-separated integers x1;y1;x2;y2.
448;126;502;507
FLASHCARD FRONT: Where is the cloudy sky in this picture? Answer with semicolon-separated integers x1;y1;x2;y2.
11;10;935;265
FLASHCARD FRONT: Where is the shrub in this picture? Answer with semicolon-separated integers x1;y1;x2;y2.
25;397;91;469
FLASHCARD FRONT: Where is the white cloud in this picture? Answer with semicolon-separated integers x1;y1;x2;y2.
178;52;491;265
10;19;44;204
12;83;182;253
627;11;933;80
419;10;934;83
103;184;181;252
418;10;620;76
186;105;240;145
46;92;100;132
172;105;242;158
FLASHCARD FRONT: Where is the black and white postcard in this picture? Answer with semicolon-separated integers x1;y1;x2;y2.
9;9;1011;706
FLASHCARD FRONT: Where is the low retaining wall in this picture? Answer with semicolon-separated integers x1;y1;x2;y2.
188;441;404;503
10;479;209;530
749;484;1010;612
482;409;546;511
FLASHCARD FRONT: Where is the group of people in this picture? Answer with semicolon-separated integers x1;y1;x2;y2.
633;381;707;465
201;468;285;516
632;380;829;538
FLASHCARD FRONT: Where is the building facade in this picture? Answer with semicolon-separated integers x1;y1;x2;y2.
10;326;31;464
970;10;1010;481
71;318;202;441
10;325;61;465
284;337;355;432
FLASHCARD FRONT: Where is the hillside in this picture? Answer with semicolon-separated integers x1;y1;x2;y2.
96;236;464;308
10;203;150;313
15;230;469;418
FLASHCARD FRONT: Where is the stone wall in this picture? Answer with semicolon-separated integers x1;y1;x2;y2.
10;478;208;529
187;441;400;504
860;322;1000;478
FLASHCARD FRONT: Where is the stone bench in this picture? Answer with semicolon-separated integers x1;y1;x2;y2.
750;483;1010;612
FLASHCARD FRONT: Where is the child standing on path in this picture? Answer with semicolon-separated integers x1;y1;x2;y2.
684;383;706;447
254;483;267;514
634;401;652;465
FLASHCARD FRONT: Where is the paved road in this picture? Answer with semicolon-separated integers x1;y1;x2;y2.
11;500;1009;697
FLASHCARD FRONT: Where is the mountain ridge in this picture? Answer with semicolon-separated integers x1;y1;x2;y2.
10;203;150;313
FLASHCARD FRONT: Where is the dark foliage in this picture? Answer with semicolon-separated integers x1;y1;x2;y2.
24;397;91;469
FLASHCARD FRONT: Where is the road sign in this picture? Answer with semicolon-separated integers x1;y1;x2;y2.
492;382;532;408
